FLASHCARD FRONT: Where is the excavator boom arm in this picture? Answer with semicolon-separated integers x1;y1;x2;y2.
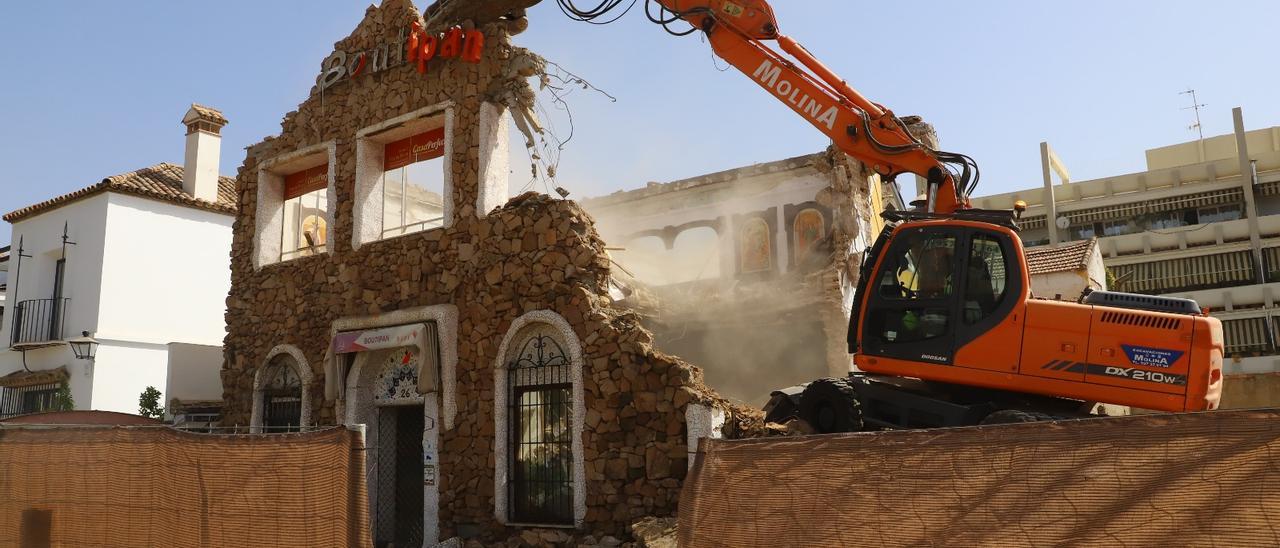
652;0;971;213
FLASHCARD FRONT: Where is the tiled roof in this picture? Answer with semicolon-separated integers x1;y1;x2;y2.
1025;238;1097;275
188;103;228;126
4;163;236;222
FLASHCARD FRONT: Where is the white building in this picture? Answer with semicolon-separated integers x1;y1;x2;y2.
1024;238;1107;299
0;246;9;329
0;105;234;418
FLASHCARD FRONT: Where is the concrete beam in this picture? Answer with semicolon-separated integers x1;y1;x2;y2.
1235;107;1266;284
1040;142;1068;246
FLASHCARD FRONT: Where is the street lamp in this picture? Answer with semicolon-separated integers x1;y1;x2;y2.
68;331;98;360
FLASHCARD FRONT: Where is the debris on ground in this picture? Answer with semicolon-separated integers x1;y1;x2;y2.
628;517;678;548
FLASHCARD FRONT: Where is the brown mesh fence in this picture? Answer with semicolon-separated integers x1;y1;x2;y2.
0;426;370;547
679;409;1280;547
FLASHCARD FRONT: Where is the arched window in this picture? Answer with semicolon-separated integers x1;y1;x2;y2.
739;217;772;273
793;208;826;263
261;355;303;432
669;226;720;283
506;323;573;525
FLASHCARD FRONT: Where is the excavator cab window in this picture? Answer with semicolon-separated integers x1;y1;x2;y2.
879;233;955;300
964;234;1007;323
868;231;957;349
858;225;1023;365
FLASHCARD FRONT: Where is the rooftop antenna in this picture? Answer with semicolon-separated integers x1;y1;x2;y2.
1180;88;1206;140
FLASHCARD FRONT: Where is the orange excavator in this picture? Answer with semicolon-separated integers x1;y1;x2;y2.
559;0;1224;430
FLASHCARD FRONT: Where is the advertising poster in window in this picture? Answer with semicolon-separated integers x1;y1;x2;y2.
384;128;446;170
284;164;328;199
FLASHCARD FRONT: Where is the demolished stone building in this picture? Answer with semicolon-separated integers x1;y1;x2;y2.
585;151;901;405
217;1;735;545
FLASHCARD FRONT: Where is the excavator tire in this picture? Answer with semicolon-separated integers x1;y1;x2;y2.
798;377;863;434
980;409;1056;425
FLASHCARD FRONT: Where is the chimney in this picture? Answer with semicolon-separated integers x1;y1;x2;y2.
181;104;228;202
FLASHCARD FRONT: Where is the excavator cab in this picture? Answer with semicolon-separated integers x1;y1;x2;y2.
851;213;1025;369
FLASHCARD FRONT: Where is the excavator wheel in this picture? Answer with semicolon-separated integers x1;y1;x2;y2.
980;409;1056;425
798;377;863;434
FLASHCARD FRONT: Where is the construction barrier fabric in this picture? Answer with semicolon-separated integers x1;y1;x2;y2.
679;409;1280;547
0;426;370;547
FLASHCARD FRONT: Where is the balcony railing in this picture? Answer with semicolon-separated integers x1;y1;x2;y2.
11;298;69;346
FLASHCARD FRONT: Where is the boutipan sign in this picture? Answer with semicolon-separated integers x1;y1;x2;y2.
317;22;485;92
332;324;423;354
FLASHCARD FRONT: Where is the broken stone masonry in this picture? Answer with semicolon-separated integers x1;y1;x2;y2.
218;0;747;544
584;146;892;408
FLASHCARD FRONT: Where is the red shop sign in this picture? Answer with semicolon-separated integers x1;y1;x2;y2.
284;163;328;199
384;127;445;171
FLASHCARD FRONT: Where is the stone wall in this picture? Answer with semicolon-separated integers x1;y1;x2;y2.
220;0;732;540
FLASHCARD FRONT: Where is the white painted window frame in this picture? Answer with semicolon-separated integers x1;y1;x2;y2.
351;101;510;251
354;102;454;249
254;141;338;269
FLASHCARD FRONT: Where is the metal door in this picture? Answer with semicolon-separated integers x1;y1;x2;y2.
375;405;423;547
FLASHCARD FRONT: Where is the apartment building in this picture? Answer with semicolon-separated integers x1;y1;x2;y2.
973;112;1280;378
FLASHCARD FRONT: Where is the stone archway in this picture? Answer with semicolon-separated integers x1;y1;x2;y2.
250;344;314;433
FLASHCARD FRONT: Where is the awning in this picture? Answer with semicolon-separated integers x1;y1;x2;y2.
1111;250;1253;293
326;322;441;397
0;367;68;389
1147;188;1242;213
1064;202;1148;225
1223;317;1271;355
1020;215;1046;230
1263;246;1280;280
1054;189;1242;227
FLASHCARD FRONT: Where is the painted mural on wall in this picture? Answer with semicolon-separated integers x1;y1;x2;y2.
374;346;422;404
739;217;772;273
794;208;825;261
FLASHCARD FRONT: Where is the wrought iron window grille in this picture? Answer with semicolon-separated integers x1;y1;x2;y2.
508;333;574;525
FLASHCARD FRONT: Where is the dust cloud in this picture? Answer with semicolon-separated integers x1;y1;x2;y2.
592;209;836;408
